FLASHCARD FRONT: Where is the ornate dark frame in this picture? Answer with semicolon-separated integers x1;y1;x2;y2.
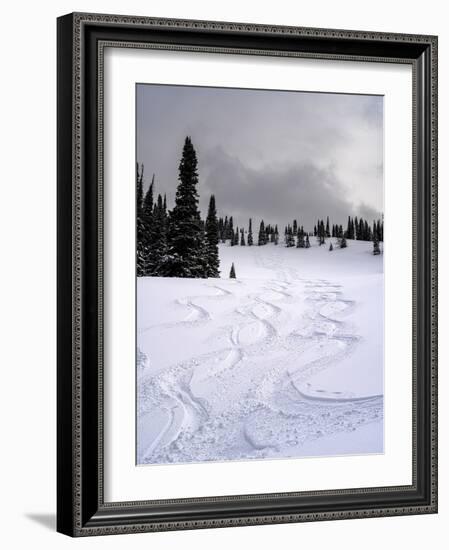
57;12;438;537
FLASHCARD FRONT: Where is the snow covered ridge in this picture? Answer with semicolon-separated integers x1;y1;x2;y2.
137;239;384;465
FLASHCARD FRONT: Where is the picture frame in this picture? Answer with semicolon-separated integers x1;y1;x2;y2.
57;12;438;537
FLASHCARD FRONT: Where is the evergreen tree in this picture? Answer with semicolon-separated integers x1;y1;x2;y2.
165;136;206;278
248;218;253;246
136;163;144;218
373;237;381;255
240;228;246;246
293;219;298;236
329;242;333;251
296;228;305;248
222;216;229;243
230;228;235;246
140;173;155;275
136;163;146;276
285;225;295;247
346;216;352;239
305;234;310;248
340;235;347;249
265;224;270;244
274;225;279;245
227;216;234;241
258;220;266;246
364;220;369;241
149;194;168;275
234;226;240;246
204;194;220;277
317;220;325;245
314;225;317;237
326;216;330;238
229;262;236;279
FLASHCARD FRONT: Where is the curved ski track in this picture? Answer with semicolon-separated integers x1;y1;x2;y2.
138;248;383;464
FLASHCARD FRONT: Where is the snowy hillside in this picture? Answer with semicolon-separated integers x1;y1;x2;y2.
137;238;384;465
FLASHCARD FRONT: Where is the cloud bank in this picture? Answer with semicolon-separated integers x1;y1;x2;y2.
137;83;383;230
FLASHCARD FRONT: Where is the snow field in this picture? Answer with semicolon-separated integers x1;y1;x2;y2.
137;238;384;465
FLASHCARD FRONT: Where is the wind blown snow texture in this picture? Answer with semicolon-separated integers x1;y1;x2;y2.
137;239;384;465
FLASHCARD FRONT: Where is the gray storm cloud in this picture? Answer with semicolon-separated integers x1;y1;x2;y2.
137;83;383;230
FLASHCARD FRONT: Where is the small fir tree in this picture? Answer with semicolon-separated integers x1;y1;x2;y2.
229;262;236;279
373;238;381;255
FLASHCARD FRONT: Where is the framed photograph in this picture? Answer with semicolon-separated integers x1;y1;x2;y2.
57;12;438;536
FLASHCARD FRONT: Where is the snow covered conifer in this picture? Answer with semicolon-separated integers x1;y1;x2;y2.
285;225;295;247
326;216;330;238
248;218;253;246
229;262;236;278
205;194;220;277
373;238;381;255
165;136;206;278
136;163;146;276
149;194;168;275
329;242;333;251
136;163;144;218
234;226;240;246
274;225;279;245
222;216;228;243
340;235;347;249
240;228;246;246
140;173;155;275
228;216;234;241
258;220;266;246
305;234;310;248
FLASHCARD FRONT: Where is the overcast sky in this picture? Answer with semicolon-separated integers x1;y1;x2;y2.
136;83;383;230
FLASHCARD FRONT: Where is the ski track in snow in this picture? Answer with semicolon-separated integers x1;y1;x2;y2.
137;246;383;464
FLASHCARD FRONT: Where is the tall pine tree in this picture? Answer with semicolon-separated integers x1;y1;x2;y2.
165;137;206;278
204;194;220;277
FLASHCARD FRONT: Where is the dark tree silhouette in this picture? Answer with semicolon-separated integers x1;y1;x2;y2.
248;218;253;246
258;220;266;246
229;262;236;278
205;194;220;277
165;137;207;278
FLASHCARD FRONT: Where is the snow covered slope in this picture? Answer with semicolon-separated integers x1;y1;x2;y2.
137;238;384;465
